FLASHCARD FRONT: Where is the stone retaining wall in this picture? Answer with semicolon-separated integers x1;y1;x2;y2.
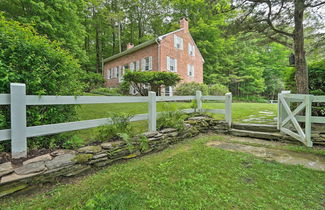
0;116;228;198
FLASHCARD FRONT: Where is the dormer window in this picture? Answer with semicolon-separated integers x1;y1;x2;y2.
174;35;183;50
188;43;195;56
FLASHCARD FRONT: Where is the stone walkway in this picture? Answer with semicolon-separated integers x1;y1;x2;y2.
207;138;325;171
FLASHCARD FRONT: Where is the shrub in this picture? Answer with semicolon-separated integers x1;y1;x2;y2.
62;136;85;149
118;81;131;95
174;82;208;96
98;112;134;141
0;16;83;151
81;72;105;92
124;71;181;96
208;84;229;95
157;103;187;131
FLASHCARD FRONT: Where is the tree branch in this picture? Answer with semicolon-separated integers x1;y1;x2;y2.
264;0;294;37
305;1;325;8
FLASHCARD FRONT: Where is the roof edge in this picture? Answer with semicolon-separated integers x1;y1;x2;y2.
103;39;157;63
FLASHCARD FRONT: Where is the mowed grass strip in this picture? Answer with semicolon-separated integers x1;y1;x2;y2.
2;134;324;209
73;102;277;141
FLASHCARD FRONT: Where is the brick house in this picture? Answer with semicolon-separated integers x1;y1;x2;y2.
102;18;204;96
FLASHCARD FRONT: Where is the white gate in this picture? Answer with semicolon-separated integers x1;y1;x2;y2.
277;91;313;147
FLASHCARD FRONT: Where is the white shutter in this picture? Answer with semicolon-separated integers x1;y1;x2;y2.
141;59;145;71
187;64;190;76
136;60;140;70
174;35;177;48
192;65;195;77
167;56;170;71
107;69;110;79
174;59;177;72
188;43;191;55
193;45;195;56
113;67;116;78
180;38;183;50
149;56;152;70
130;62;134;72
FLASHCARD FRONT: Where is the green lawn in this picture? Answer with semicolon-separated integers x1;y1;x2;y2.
73;102;277;141
2;134;324;209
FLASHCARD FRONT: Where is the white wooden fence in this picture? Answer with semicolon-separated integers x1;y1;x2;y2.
278;91;325;147
0;83;232;159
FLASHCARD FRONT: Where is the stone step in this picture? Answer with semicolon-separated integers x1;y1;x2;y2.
232;123;278;133
230;129;284;141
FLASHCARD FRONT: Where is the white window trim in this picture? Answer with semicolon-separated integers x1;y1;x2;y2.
174;35;183;50
187;64;194;77
167;56;177;72
188;43;195;56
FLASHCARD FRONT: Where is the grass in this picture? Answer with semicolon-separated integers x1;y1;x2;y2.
2;134;324;209
72;101;277;141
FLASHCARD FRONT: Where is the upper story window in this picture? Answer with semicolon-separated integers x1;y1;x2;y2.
187;64;194;77
188;43;195;56
174;35;183;50
167;56;177;72
142;56;152;71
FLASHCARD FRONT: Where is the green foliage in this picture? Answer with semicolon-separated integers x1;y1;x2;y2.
138;136;149;152
0;16;84;151
123;71;181;95
81;72;105;92
90;87;121;96
157;103;187;130
208;84;229;95
118;80;131;95
175;82;208;96
62;136;85;149
0;0;87;61
117;133;134;152
0;113;5;129
98;112;134;141
309;60;325;96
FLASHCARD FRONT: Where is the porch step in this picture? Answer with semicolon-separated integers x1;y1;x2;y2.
230;129;284;141
232;123;278;133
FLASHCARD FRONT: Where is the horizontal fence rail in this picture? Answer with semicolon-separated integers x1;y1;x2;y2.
0;83;232;159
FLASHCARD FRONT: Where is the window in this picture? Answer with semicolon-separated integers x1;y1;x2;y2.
107;69;111;79
116;66;120;78
188;43;195;56
114;67;117;78
174;35;183;50
165;86;173;96
142;57;152;71
187;64;194;77
136;60;140;70
167;56;177;72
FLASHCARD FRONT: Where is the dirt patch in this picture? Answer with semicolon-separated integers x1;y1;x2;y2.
207;141;325;171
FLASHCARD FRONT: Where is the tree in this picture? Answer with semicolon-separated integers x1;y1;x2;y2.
233;0;325;94
123;71;181;96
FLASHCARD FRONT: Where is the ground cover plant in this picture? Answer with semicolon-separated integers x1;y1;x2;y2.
1;134;324;209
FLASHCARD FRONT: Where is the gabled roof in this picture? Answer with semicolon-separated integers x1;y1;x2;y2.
103;39;157;63
102;28;204;63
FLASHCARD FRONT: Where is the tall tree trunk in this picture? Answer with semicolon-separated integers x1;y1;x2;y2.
95;23;101;74
294;0;308;94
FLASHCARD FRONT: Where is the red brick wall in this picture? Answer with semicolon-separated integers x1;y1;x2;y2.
159;30;204;84
103;44;159;87
103;28;204;88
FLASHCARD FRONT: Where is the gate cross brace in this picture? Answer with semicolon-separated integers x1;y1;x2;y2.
279;96;306;140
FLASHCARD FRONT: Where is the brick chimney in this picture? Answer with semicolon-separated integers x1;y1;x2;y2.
127;43;134;50
180;18;188;32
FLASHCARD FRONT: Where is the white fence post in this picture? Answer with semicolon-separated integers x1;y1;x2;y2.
305;95;313;147
225;93;232;128
196;91;202;112
10;83;27;159
278;90;291;130
148;91;156;132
